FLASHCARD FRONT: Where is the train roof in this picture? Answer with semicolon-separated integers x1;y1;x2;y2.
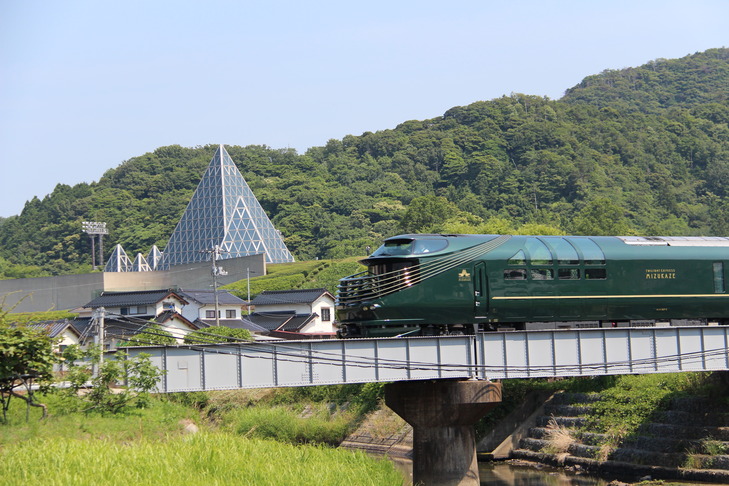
372;234;729;261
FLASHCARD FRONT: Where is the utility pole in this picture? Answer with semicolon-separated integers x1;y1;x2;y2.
202;245;227;326
92;307;105;376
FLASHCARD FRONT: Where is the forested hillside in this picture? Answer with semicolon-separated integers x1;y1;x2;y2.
1;48;728;277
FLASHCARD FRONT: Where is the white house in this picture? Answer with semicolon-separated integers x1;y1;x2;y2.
249;288;336;338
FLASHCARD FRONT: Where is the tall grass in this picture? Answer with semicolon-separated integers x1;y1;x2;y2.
222;404;354;446
0;434;403;486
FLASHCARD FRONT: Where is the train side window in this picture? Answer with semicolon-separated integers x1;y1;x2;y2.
713;262;725;293
504;269;527;280
530;268;554;280
508;250;526;265
558;268;580;280
585;268;607;280
525;238;553;265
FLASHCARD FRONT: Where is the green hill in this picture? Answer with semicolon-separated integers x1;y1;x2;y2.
1;48;729;277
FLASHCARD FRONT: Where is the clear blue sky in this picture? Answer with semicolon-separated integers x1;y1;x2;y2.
1;0;727;218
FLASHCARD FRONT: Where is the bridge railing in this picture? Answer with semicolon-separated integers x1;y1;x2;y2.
123;326;729;393
126;335;475;393
476;325;729;380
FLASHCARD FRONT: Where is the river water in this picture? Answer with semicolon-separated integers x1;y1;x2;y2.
478;463;608;485
394;460;718;485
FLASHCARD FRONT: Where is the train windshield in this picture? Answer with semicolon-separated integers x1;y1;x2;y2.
371;238;448;256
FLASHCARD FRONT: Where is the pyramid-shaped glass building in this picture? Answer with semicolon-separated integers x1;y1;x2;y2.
160;145;294;268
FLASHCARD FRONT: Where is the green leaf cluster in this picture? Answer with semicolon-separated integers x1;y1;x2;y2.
183;326;252;344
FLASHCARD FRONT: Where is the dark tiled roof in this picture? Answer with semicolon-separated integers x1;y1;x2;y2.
247;311;295;331
251;288;332;306
23;320;79;338
71;316;144;342
246;311;317;332
178;289;247;306
84;289;188;308
279;314;316;332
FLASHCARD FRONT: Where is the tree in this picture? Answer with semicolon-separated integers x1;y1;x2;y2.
183;326;252;345
570;198;633;236
0;308;57;422
118;324;176;346
59;345;165;414
399;196;461;233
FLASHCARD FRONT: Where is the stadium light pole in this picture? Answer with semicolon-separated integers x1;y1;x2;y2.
82;221;108;270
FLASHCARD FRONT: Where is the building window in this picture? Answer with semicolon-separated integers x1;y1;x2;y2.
321;307;331;321
226;309;236;319
205;310;216;318
134;305;147;315
120;307;129;315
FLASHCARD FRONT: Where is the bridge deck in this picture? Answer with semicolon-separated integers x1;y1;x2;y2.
123;326;729;393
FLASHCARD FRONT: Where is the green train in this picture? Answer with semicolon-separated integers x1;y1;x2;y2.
335;234;729;338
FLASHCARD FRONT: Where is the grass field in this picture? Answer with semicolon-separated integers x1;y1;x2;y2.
0;390;402;486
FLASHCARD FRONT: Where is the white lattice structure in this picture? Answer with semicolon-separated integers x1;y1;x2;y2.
160;144;294;268
104;244;133;272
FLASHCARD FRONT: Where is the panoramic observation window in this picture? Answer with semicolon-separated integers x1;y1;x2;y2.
508;250;526;265
372;238;448;256
412;239;449;254
371;239;414;256
542;237;579;265
530;268;554;280
571;238;606;265
504;269;527;280
525;238;553;265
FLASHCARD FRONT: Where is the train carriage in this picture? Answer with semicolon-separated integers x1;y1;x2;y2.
335;234;729;338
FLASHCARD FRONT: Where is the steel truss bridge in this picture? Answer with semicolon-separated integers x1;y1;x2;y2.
124;325;729;393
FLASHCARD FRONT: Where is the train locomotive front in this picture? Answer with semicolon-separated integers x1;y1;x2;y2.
335;234;509;337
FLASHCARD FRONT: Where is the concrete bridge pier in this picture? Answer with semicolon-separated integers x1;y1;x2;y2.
385;379;502;486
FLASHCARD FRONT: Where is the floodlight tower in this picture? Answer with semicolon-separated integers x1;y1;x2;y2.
82;221;108;270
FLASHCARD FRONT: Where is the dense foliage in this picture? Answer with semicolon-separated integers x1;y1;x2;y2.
2;48;729;277
183;326;252;344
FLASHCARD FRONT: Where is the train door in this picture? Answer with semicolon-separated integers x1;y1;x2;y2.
474;262;488;318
